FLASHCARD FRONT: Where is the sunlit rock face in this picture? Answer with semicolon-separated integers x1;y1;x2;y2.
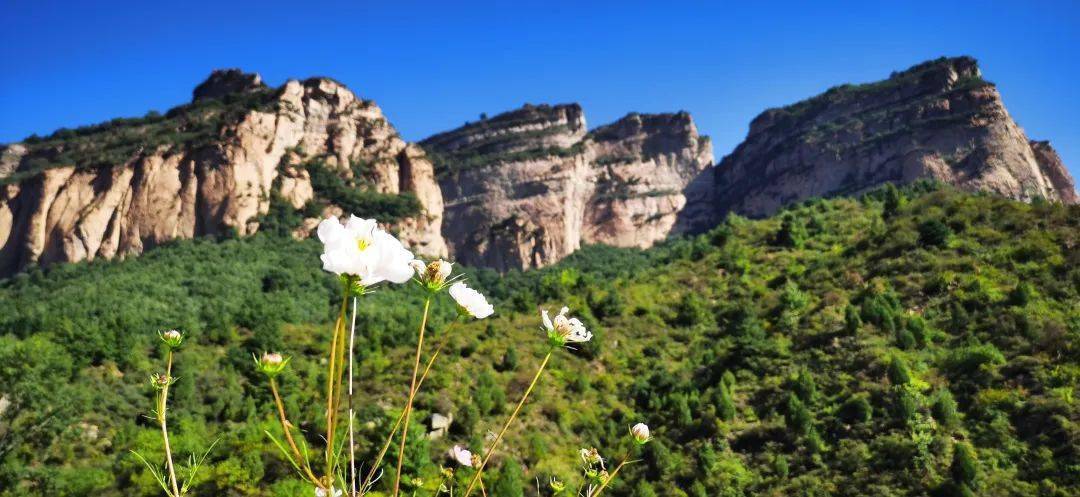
0;70;446;276
679;56;1077;228
423;105;713;272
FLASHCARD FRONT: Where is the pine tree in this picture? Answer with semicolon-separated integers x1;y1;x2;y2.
887;356;912;385
932;389;961;430
951;443;977;485
717;382;736;421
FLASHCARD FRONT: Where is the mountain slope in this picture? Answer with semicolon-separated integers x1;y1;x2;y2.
1;185;1077;496
681;56;1078;227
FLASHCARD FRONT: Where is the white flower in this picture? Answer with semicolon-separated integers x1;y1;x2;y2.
631;423;652;444
449;282;494;319
449;445;473;467
317;215;414;285
314;486;342;497
542;307;592;346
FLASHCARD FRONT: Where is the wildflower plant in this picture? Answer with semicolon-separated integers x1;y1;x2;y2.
462;307;592;497
131;330;217;497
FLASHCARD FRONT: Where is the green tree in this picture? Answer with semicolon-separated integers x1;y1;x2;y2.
951;443;978;485
786;393;813;436
491;458;524;497
932;389;961;430
716;382;736;421
775;213;809;248
887;356;912;385
918;219;952;247
844;304;862;335
838;393;873;424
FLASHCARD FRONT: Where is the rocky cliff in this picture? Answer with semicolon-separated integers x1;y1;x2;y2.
681;56;1077;225
423;105;713;271
0;70;446;276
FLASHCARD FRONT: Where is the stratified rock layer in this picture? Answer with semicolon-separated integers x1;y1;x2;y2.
0;71;446;276
682;56;1077;226
424;105;713;272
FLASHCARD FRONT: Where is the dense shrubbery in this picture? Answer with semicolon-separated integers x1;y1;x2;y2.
0;184;1078;496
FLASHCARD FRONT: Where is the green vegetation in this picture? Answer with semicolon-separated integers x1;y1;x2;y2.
1;184;1078;496
3;88;281;185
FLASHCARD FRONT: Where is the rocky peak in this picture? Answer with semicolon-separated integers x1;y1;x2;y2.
0;74;446;276
682;55;1077;224
192;69;266;102
426;104;712;272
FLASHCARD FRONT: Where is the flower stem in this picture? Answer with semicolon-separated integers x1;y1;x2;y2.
591;451;631;497
464;349;554;497
361;320;457;495
159;349;181;497
392;296;432;497
348;295;358;497
270;377;322;486
326;283;351;484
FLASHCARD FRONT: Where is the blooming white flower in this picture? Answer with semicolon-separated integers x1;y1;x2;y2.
449;445;473;467
631;423;652;444
449;282;494;319
542;307;592;346
316;215;414;285
314;486;342;497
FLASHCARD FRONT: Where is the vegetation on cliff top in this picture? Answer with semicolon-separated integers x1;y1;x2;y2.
1;183;1077;496
2;88;281;185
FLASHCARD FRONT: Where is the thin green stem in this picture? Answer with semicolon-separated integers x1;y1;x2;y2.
325;284;351;484
464;349;554;497
160;349;181;497
348;296;358;497
591;451;631;497
270;377;322;487
392;297;432;497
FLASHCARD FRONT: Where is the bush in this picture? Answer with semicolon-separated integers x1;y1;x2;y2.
951;443;977;484
887;356;912;385
918;219;952;247
838;394;873;424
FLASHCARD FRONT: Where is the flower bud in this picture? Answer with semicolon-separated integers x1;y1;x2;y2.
254;352;289;377
549;477;566;493
630;422;652;445
579;447;603;466
159;329;184;349
150;373;172;390
412;259;455;292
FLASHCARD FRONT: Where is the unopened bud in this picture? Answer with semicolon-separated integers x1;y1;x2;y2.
159;329;184;348
254;352;289;377
150;373;171;390
631;422;652;445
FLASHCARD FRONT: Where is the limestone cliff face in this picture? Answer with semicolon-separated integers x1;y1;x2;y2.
423;105;713;272
682;56;1078;225
0;70;445;276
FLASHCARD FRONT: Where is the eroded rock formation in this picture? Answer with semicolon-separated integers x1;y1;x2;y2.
423;105;713;271
680;56;1078;227
0;70;446;276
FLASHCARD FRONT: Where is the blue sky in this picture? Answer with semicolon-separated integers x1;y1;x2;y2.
2;1;1078;179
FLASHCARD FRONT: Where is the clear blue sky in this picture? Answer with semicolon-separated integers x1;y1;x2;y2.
2;1;1078;180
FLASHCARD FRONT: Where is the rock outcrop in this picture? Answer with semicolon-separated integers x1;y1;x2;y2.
0;70;446;276
680;56;1077;226
423;105;712;271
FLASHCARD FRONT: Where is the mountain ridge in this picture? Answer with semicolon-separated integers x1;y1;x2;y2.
1;56;1075;277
